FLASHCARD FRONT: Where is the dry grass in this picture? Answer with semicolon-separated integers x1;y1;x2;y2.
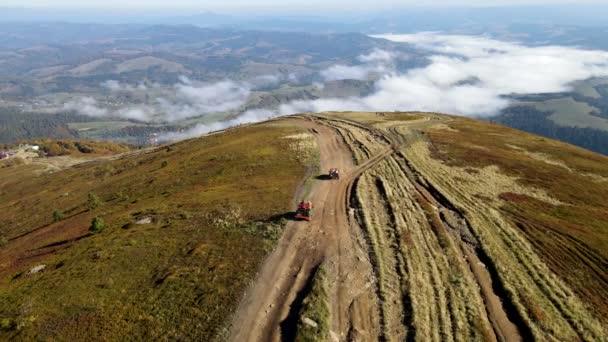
329;112;606;340
419;117;607;339
0;120;315;341
334;117;493;341
294;265;330;342
23;138;132;157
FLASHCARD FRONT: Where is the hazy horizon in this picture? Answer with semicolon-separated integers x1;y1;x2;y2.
2;1;608;15
3;0;608;10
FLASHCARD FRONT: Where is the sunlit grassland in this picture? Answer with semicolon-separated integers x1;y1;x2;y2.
0;119;316;340
426;117;608;325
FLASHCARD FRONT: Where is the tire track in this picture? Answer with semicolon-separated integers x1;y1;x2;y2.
229;112;604;341
229;117;392;342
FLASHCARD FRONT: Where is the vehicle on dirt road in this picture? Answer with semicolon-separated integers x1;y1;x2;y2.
295;201;313;221
329;168;340;180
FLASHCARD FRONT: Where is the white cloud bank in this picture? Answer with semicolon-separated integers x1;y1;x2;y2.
64;77;252;122
320;48;397;81
314;34;608;116
63;97;153;121
62;33;608;141
165;33;608;140
158;79;250;121
65;73;305;122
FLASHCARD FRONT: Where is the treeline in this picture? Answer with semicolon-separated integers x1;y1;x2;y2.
96;125;183;145
492;106;608;155
0;108;174;146
573;85;608;119
27;138;131;156
0;108;95;143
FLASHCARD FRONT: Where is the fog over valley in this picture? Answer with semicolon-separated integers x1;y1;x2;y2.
2;4;608;342
50;32;608;141
1;7;608;153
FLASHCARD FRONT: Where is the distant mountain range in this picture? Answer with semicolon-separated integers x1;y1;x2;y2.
1;22;608;155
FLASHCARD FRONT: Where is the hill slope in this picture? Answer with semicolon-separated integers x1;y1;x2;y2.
493;78;608;155
0;120;317;340
229;112;607;342
0;112;607;341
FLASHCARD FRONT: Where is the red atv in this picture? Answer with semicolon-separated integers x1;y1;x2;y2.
295;201;313;221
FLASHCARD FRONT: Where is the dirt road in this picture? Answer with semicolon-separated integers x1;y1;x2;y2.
229;113;524;342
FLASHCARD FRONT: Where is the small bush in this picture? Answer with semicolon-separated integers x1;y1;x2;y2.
207;202;243;228
0;157;25;168
53;209;64;222
295;265;329;342
161;161;168;168
75;142;93;154
0;235;7;247
0;318;15;331
87;192;101;210
178;211;192;220
89;217;105;234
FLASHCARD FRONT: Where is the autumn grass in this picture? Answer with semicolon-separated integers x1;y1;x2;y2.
334;117;492;341
409;117;607;340
425;117;608;322
0;120;315;341
329;111;421;126
294;265;330;342
333;111;606;339
19;138;132;156
283;132;320;200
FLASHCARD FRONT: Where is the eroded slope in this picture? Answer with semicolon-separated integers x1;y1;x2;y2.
231;111;607;342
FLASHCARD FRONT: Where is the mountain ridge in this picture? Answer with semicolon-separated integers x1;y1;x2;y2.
0;112;606;340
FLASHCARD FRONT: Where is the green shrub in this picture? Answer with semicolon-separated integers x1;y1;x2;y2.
0;318;14;331
161;160;168;168
87;192;101;210
53;209;64;222
0;235;7;247
295;265;329;342
89;217;105;234
178;211;192;220
0;157;25;168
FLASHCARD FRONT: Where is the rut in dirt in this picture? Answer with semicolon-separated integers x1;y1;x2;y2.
332;115;528;341
230;114;534;342
228;116;383;342
398;152;528;342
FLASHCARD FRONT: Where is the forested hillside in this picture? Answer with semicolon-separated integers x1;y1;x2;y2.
0;108;85;143
493;106;608;155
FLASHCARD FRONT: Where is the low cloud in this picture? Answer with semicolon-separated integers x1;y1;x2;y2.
358;48;397;63
321;65;372;81
369;33;608;115
321;48;397;81
63;96;152;121
115;107;152;121
158;108;279;142
65;77;254;122
102;80;150;92
63;97;109;117
158;78;251;121
166;33;608;141
68;34;608;141
260;33;608;118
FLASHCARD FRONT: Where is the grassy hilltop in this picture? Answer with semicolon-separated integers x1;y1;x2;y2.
0;112;606;341
0;120;317;340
